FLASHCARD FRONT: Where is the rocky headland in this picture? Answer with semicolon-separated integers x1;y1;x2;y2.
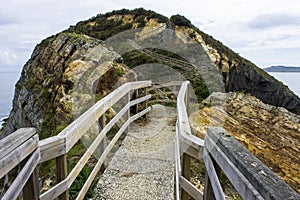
0;8;299;194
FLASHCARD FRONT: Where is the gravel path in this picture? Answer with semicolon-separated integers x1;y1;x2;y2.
93;104;176;200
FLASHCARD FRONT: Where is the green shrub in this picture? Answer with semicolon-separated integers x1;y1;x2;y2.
68;161;97;200
116;67;123;76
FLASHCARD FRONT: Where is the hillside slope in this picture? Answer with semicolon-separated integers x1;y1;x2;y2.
66;8;300;115
2;8;300;138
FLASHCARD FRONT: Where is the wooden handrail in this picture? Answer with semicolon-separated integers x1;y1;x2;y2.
2;80;299;200
0;128;40;200
175;81;204;200
38;80;152;200
174;81;300;200
0;81;152;200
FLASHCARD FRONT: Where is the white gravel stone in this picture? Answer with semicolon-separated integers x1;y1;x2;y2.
93;104;176;200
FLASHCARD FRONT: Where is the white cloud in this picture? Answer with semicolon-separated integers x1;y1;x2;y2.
0;0;300;69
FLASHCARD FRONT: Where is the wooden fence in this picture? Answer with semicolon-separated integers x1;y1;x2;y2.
175;81;300;200
1;80;300;200
0;81;152;200
0;128;40;200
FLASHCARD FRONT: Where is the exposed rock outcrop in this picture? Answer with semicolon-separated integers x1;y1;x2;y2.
1;32;136;139
181;26;300;115
2;8;300;140
189;92;300;193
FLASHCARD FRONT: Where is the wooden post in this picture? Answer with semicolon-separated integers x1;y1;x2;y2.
23;162;40;200
185;84;189;115
181;153;191;200
99;114;107;169
204;154;221;200
56;154;68;200
132;90;138;114
143;87;149;118
125;92;130;133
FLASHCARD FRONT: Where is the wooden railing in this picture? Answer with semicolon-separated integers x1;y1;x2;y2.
175;81;300;200
1;80;300;200
0;81;152;200
148;81;182;104
0;128;40;200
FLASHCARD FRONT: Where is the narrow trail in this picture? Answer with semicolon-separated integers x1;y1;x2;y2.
93;104;177;200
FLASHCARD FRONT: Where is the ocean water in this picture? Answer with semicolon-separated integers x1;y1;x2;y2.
268;72;300;97
0;70;299;128
0;68;20;128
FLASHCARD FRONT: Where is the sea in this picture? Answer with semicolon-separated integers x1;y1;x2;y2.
0;68;21;128
268;72;300;96
0;70;299;128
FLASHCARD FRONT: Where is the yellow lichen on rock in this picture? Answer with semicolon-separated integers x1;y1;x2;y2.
190;92;300;193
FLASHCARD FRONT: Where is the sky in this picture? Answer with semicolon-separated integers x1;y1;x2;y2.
0;0;300;72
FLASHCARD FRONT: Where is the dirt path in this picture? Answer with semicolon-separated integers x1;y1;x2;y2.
93;104;177;200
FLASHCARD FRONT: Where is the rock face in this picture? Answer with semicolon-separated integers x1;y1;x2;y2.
2;8;300;139
189;92;300;193
67;8;300;114
1;32;136;139
227;63;300;115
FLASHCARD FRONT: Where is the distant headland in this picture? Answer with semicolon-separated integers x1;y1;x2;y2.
264;65;300;72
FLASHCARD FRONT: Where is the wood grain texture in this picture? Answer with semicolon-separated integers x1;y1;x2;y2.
180;176;203;200
206;127;300;200
204;134;263;200
0;134;39;179
203;149;225;200
0;128;36;160
2;148;40;200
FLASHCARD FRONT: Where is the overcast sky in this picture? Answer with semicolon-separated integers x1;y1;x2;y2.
0;0;300;71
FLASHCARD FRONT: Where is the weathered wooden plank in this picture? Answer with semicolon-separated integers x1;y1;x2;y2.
39;135;65;152
66;94;152;186
204;134;263;200
40;179;68;200
175;123;181;200
23;167;39;200
0;128;36;160
184;84;189;114
67;127;107;186
149;99;177;103
181;153;191;200
204;169;215;200
62;81;151;152
74;117;130;200
203;149;226;200
0;134;39;179
130;94;151;106
131;107;151;121
60;84;130;151
39;142;66;163
206;128;299;200
99;114;107;168
129;81;152;91
56;154;68;200
39;136;66;163
75;107;151;200
177;81;189;100
180;176;203;200
132;89;139;114
2;148;40;200
150;91;176;96
180;139;203;161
